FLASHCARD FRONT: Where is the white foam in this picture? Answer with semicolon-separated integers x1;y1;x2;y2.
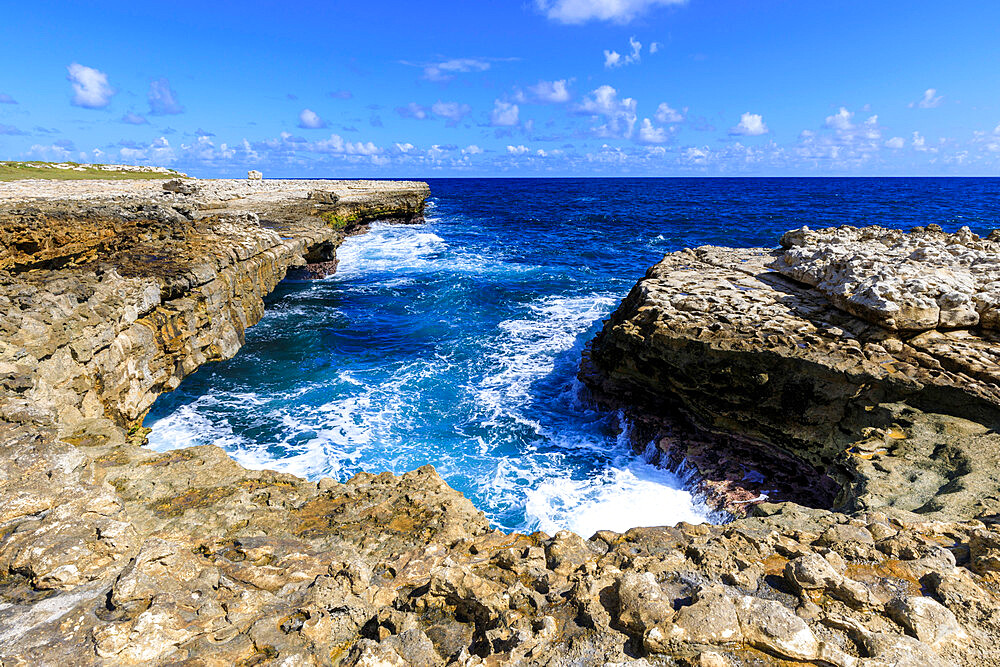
475;293;617;425
524;459;709;537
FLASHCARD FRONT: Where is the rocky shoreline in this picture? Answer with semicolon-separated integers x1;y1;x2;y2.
1;181;999;666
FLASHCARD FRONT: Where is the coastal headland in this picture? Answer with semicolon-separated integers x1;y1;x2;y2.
1;178;999;666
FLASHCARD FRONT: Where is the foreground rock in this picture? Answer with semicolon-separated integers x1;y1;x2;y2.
2;190;1000;667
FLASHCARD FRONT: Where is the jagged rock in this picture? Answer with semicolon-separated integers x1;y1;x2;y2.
161;179;197;195
583;235;1000;522
887;595;970;650
772;224;1000;330
615;571;675;636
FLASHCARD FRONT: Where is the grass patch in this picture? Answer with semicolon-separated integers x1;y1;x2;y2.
0;160;189;181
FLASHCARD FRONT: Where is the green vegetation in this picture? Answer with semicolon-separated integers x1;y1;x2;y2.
0;160;189;181
319;210;358;230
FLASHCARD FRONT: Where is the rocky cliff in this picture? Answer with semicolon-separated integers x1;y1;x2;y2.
2;184;1000;667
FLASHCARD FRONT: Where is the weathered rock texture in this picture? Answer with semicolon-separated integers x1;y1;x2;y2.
3;191;1000;667
0;178;428;430
772;224;1000;331
583;227;1000;524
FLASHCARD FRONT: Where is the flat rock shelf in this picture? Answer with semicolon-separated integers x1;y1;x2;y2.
1;179;999;667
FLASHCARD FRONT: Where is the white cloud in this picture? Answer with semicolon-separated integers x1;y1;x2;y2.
528;79;571;103
910;88;943;109
396;102;430;119
654;102;683;123
491;100;520;126
312;134;381;155
912;131;928;151
729;112;769;136
605;36;642;68
993;122;1000;135
637;118;668;144
148;78;184;115
507;144;530;155
431;100;471;123
25;142;78;161
824;107;854;131
536;149;548;157
682;146;709;164
649;41;661;54
394;142;414;153
67;63;114;109
423;58;491;82
462;144;483;155
575;85;637;138
885;136;905;149
298;108;326;129
538;0;687;24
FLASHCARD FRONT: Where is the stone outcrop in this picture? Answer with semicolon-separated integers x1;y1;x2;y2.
3;187;1000;667
0;178;428;431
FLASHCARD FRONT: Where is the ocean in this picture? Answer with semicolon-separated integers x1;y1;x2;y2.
145;177;1000;535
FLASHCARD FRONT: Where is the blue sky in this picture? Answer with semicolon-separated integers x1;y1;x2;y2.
2;0;999;177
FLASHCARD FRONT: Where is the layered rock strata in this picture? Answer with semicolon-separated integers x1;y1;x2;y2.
2;186;1000;667
583;227;1000;524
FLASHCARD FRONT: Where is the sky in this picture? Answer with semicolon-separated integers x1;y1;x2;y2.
1;0;999;177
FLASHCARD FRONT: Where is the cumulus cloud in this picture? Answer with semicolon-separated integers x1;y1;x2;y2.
26;140;79;161
507;145;530;155
910;88;943;109
421;58;491;82
885;136;905;149
121;112;148;125
431;100;472;124
649;41;661;54
605;36;642;68
637;118;668;144
310;133;381;155
912;131;928;150
538;0;687;24
729;112;768;136
824;107;854;131
574;85;637;138
528;79;571;103
462;145;483;155
67;63;114;109
654;102;683;123
148;78;184;115
298;108;326;129
394;142;415;153
491;100;520;126
0;93;16;104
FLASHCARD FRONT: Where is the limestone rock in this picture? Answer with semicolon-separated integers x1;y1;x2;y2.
772;224;1000;330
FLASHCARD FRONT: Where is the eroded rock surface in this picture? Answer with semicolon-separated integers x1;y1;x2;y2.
771;224;1000;330
3;192;999;667
584;236;1000;523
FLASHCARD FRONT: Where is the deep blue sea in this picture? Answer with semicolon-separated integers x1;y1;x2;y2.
146;178;1000;535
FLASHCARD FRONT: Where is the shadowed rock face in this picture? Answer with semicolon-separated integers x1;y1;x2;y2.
3;191;1000;667
583;236;1000;523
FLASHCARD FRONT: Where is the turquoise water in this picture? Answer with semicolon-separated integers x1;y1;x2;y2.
146;178;1000;534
